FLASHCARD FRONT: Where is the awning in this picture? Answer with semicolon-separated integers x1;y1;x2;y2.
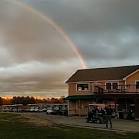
65;95;96;100
65;94;139;100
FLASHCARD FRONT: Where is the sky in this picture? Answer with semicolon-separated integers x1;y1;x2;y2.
0;0;139;97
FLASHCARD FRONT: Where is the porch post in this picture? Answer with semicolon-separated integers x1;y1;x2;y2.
79;99;81;117
135;98;139;120
67;100;70;116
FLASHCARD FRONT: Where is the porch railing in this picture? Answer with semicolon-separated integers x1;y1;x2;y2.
94;84;139;94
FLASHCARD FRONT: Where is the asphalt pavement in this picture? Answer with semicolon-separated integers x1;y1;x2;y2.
25;113;139;133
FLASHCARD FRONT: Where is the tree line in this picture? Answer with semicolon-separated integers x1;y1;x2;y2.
0;96;66;106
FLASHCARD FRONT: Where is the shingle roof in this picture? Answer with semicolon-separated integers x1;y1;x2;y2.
66;65;139;83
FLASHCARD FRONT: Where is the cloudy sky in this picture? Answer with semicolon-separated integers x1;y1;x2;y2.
0;0;139;97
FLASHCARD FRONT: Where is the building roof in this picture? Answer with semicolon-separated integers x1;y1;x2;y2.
66;65;139;83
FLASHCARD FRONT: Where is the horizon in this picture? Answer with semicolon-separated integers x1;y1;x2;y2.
1;96;64;100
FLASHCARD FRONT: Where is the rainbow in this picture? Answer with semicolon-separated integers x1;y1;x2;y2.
6;0;87;69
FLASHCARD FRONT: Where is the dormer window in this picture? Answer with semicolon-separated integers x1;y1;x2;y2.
77;83;89;91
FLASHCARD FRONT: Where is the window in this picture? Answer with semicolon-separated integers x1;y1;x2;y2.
136;81;139;89
112;83;118;90
106;82;118;90
106;83;111;90
77;83;89;91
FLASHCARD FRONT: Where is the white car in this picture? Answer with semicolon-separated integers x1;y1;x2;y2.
46;109;54;114
34;107;39;112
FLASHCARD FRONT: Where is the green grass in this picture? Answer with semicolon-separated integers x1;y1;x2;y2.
0;113;138;139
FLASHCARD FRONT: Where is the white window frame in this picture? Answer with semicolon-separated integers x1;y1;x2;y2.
135;80;139;90
105;81;119;90
76;82;90;92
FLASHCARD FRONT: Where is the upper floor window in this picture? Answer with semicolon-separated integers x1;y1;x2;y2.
106;82;118;90
77;83;89;91
136;81;139;89
106;83;111;90
113;83;118;90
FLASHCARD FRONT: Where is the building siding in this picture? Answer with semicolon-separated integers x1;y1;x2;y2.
67;68;139;117
68;83;76;96
126;70;139;92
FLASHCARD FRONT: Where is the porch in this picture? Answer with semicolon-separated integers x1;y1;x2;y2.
94;84;139;94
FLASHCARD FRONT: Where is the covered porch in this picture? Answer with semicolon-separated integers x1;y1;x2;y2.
66;94;139;120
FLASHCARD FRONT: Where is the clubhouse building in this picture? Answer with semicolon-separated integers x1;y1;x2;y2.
66;65;139;120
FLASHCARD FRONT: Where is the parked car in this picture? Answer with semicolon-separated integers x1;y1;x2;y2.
46;109;54;114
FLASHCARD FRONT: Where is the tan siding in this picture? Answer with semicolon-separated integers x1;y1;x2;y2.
68;80;123;96
68;83;76;96
126;71;139;92
68;100;96;116
119;80;125;85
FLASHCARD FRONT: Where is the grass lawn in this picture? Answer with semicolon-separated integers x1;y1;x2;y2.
0;113;139;139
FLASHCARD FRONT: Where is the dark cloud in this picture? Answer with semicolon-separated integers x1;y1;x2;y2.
30;0;139;32
31;0;139;66
0;0;81;97
0;60;79;97
0;0;139;97
0;0;77;65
